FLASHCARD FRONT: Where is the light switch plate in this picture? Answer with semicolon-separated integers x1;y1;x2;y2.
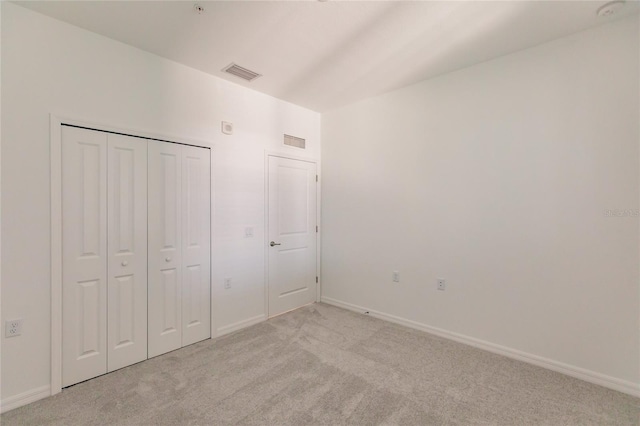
222;121;233;135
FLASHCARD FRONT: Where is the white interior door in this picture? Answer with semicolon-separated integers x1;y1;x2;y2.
148;140;182;358
268;156;317;317
107;134;148;372
62;126;108;387
181;146;211;347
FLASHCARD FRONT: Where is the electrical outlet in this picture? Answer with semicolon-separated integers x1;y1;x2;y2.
5;319;23;337
437;278;446;291
392;271;400;283
224;278;232;290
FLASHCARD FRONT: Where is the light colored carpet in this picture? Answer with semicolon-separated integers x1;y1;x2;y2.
2;303;638;425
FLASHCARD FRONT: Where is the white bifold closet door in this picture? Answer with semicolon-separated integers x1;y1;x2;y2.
62;127;148;387
62;127;108;387
148;141;211;358
106;134;148;372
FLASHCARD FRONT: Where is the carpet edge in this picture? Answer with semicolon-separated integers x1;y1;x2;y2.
320;296;640;398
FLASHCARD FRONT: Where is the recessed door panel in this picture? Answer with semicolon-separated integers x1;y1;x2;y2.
161;268;179;335
278;166;309;235
62;126;108;387
268;156;317;317
184;266;202;327
161;153;179;250
181;146;211;346
80;144;102;256
114;147;133;251
107;134;147;372
148;140;182;357
113;275;134;347
77;279;101;358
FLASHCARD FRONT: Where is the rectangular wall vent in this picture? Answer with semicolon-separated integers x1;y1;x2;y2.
222;63;262;82
284;134;306;149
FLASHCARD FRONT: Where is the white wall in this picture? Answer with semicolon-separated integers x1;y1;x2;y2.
322;15;640;394
0;2;320;406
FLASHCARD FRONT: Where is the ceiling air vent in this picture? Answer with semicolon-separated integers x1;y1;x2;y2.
222;63;262;82
284;134;306;149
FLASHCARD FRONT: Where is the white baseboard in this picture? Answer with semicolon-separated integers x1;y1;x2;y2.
0;315;266;414
0;385;51;414
216;314;266;337
321;296;640;398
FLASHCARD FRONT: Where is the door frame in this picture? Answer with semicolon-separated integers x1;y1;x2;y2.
264;151;321;318
50;114;214;395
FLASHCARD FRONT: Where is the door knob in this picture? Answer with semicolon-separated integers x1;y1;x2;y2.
121;261;128;267
270;241;281;247
165;257;171;262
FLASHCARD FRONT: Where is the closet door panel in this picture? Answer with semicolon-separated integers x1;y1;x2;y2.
62;126;108;387
148;140;182;357
107;134;148;372
181;146;211;346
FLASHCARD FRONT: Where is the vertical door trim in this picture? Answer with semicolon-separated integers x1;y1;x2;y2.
50;114;213;395
50;115;63;395
264;151;321;319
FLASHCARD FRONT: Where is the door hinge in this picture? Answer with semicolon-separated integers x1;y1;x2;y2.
316;225;318;233
316;175;318;182
316;276;318;283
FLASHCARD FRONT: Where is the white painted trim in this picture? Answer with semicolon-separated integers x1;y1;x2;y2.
264;152;320;319
638;25;640;389
0;3;3;412
48;114;212;149
50;115;63;395
216;314;266;337
263;153;269;319
321;296;640;398
265;149;318;165
50;114;215;396
315;165;322;304
0;385;51;413
209;148;217;341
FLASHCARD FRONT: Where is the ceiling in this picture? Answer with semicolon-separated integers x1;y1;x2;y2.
14;0;640;112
